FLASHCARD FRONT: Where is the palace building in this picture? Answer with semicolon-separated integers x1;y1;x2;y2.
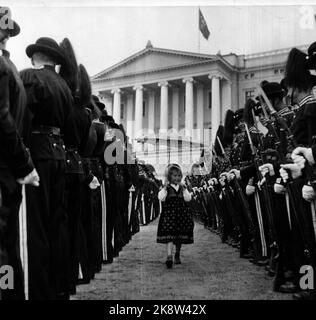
91;41;307;174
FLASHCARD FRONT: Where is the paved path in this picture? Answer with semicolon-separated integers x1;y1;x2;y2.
74;219;292;300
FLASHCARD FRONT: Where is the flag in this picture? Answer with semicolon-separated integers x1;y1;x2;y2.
199;9;210;40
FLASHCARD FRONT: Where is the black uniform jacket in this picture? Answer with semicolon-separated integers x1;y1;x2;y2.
0;51;33;180
64;99;91;174
291;95;316;147
20;65;73;161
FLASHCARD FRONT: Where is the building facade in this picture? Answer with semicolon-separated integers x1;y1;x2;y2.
91;41;307;174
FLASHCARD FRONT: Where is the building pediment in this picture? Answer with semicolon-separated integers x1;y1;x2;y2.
92;45;221;81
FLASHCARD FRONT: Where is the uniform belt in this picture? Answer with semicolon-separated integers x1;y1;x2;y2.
32;125;61;136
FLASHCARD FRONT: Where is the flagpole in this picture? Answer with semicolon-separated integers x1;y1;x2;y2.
198;6;200;53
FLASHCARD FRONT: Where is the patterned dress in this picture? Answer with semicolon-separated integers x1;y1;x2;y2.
157;185;194;244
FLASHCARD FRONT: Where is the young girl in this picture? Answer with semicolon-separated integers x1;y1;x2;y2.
157;164;194;269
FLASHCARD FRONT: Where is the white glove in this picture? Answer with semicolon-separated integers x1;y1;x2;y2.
302;184;316;202
274;183;286;194
17;169;40;187
229;169;241;180
279;168;289;183
212;178;218;185
259;163;275;177
89;176;100;190
292;154;306;170
227;173;235;181
246;184;256;196
258;177;266;188
219;178;225;187
292;147;315;167
280;163;302;182
220;172;228;178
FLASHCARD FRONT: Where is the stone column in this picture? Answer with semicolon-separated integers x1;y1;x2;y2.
133;85;143;138
158;81;169;132
196;84;204;138
183;77;194;135
100;96;112;116
172;87;179;131
111;88;121;124
209;74;221;143
221;79;232;123
148;91;155;131
126;94;134;140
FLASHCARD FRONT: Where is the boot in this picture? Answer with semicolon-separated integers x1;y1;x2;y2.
165;255;173;269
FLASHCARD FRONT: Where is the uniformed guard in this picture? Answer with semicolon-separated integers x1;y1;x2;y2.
59;39;92;296
76;64;100;284
278;48;316;300
20;37;73;300
0;7;39;301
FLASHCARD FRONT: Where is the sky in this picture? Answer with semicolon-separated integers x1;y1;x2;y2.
3;0;316;76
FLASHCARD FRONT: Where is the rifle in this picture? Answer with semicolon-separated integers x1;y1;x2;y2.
256;86;313;262
216;136;259;257
244;122;280;262
258;85;314;175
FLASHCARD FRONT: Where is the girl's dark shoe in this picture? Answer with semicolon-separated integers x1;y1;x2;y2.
174;252;181;264
166;255;173;268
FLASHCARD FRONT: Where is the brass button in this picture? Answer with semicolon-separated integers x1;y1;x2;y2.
67;160;70;163
53;143;57;147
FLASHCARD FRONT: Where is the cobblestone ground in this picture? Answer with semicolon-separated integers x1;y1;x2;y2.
74;219;292;300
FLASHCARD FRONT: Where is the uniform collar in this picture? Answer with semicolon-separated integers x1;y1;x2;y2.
170;183;180;191
298;95;314;108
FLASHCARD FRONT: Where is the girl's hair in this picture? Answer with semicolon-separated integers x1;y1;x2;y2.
166;164;182;182
59;38;78;95
285;48;313;92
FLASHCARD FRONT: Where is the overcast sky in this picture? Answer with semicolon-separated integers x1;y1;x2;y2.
4;1;316;76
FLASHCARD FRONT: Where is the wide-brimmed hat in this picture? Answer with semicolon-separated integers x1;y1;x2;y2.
0;7;20;37
92;95;106;111
26;37;65;64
